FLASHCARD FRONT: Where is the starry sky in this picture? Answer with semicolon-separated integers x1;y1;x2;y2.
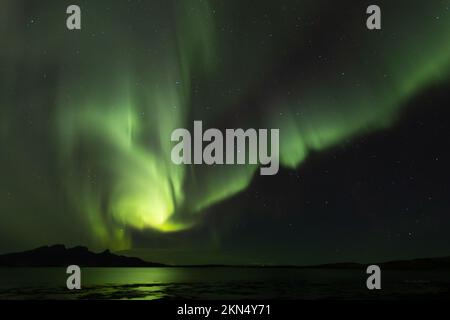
0;0;449;265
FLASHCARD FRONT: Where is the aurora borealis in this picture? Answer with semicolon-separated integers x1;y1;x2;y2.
1;0;450;265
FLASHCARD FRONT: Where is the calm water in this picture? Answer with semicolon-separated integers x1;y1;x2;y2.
0;267;449;300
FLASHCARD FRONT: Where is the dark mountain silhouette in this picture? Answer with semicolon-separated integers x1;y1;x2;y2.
0;245;166;267
1;245;449;269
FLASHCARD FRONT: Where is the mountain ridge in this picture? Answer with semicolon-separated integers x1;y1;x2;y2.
0;244;165;267
1;245;450;269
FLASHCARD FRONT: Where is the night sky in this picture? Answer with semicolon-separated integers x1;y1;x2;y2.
0;0;449;265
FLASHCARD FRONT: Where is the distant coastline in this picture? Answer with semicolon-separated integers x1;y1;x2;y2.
0;245;164;268
1;245;450;270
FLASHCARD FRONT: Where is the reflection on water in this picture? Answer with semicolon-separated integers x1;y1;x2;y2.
0;267;449;300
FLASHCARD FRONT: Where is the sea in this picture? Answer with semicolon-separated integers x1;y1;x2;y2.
0;267;449;300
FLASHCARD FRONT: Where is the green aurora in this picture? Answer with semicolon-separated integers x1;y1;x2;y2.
0;0;449;252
